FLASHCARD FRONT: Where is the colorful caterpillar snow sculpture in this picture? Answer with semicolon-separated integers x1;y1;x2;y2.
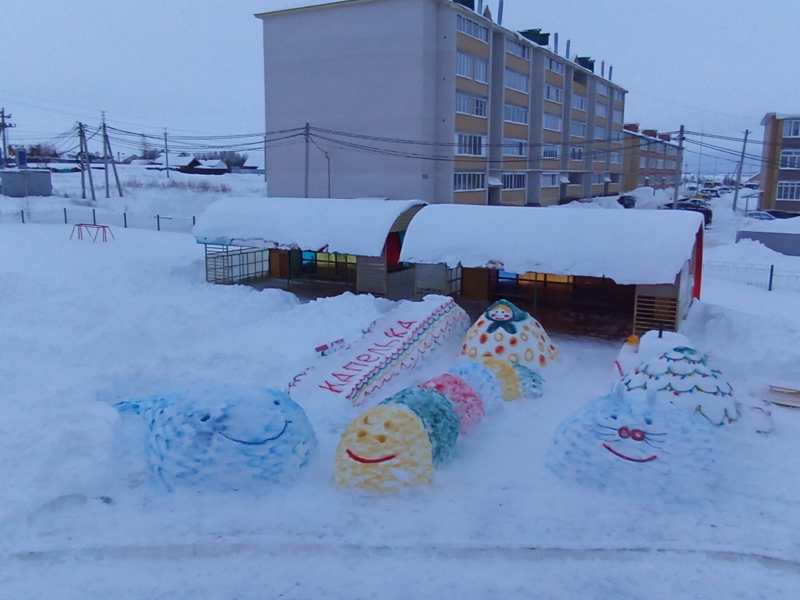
116;387;317;491
335;300;551;493
621;345;739;426
462;300;558;371
547;386;720;498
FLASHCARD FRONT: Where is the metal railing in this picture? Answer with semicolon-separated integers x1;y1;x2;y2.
0;207;197;233
704;260;800;292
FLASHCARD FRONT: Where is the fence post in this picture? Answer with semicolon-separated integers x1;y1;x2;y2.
63;207;68;224
123;212;128;228
92;208;97;226
20;209;25;224
192;215;196;227
769;265;775;292
156;214;161;231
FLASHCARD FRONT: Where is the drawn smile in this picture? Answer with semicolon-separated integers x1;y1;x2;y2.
346;449;397;464
218;420;289;445
602;443;658;463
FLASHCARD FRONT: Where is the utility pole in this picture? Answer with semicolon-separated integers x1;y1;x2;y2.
78;124;86;198
78;122;96;203
0;108;15;166
164;129;170;179
696;130;704;189
263;132;268;197
102;112;110;198
101;118;123;197
732;128;750;213
672;125;685;207
304;122;310;198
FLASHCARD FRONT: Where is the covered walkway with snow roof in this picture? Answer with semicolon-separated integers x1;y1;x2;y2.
194;197;425;297
401;205;705;337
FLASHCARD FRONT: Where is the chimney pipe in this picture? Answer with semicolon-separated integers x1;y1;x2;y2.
565;39;571;59
477;0;483;14
608;65;613;81
553;32;559;55
601;60;605;78
498;0;504;25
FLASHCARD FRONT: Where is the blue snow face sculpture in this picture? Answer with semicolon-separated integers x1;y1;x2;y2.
448;358;503;412
116;387;317;491
547;387;720;499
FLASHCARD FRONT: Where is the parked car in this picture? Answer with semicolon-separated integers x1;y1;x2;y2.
744;210;776;221
617;194;636;209
699;188;721;199
660;200;713;226
766;210;799;220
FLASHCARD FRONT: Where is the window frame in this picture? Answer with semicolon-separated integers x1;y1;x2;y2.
456;14;489;43
542;143;561;161
504;103;529;125
546;57;564;74
571;93;587;111
594;125;608;141
502;172;528;190
455;133;487;157
543;113;563;132
570;120;587;138
569;145;584;161
541;172;560;188
595;102;608;118
780;149;800;169
503;137;528;157
783;119;800;138
456;91;488;118
505;68;530;93
453;172;487;192
544;83;563;104
457;51;489;84
505;38;529;60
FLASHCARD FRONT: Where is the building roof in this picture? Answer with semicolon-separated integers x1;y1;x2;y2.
761;112;800;125
400;205;703;285
255;0;358;17
623;129;680;150
194;197;425;256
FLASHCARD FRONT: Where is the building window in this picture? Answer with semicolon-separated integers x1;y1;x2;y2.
612;129;624;142
542;144;561;160
570;145;584;161
610;151;622;164
571;93;587;111
783;119;800;138
613;89;624;102
657;159;665;169
596;81;609;96
505;68;529;93
596;103;608;118
594;125;607;140
544;113;563;132
455;133;486;156
610;173;621;183
457;51;488;83
457;14;489;42
666;145;678;157
777;181;800;200
504;103;529;124
456;91;487;117
502;172;527;190
640;156;647;169
542;172;560;188
454;172;486;192
544;84;563;103
591;172;605;184
612;109;623;124
546;57;564;74
503;137;528;157
506;38;529;59
570;120;586;138
780;150;800;169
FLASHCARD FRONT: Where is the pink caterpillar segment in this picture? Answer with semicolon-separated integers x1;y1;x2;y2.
420;373;485;434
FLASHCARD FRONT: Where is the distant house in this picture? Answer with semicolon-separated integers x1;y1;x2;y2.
190;159;229;175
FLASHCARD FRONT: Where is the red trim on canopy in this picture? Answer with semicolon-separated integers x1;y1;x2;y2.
693;226;703;299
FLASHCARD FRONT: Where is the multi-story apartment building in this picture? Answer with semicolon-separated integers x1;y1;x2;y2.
760;113;800;213
256;0;626;205
621;124;682;192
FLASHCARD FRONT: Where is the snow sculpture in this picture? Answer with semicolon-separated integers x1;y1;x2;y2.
335;389;459;493
621;346;740;426
115;387;317;491
548;387;720;496
512;363;545;400
462;300;558;370
420;373;484;434
482;356;522;401
448;359;504;412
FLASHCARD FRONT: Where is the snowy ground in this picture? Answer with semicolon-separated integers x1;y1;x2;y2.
2;222;800;598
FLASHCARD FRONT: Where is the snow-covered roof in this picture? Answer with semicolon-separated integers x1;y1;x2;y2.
255;0;356;16
400;205;703;285
623;129;680;150
194;197;425;256
154;153;197;168
198;159;228;170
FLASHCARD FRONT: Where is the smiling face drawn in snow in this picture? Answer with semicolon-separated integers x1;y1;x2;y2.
335;404;433;493
547;388;719;496
116;387;317;491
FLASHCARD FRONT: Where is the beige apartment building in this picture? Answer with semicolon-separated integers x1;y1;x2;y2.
257;0;627;205
760;113;800;213
621;124;682;192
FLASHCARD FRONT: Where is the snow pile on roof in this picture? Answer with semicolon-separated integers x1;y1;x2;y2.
400;205;703;285
257;0;351;15
194;197;425;256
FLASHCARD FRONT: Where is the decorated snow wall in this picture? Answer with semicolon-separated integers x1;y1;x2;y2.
115;387;317;491
336;300;553;493
289;295;471;407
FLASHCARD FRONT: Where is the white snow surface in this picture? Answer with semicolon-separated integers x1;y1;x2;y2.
401;204;703;285
257;0;352;14
193;196;424;256
3;222;800;598
741;216;800;234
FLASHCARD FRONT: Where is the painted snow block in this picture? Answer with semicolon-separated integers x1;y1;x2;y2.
448;358;504;412
383;387;460;467
547;388;720;496
482;356;522;401
462;300;558;370
420;373;485;434
115;387;317;491
512;363;545;399
622;346;740;426
335;403;434;493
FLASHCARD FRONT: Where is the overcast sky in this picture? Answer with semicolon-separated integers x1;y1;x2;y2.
2;0;797;172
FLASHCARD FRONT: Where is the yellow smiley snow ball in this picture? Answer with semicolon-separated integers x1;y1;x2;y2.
335;404;433;493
